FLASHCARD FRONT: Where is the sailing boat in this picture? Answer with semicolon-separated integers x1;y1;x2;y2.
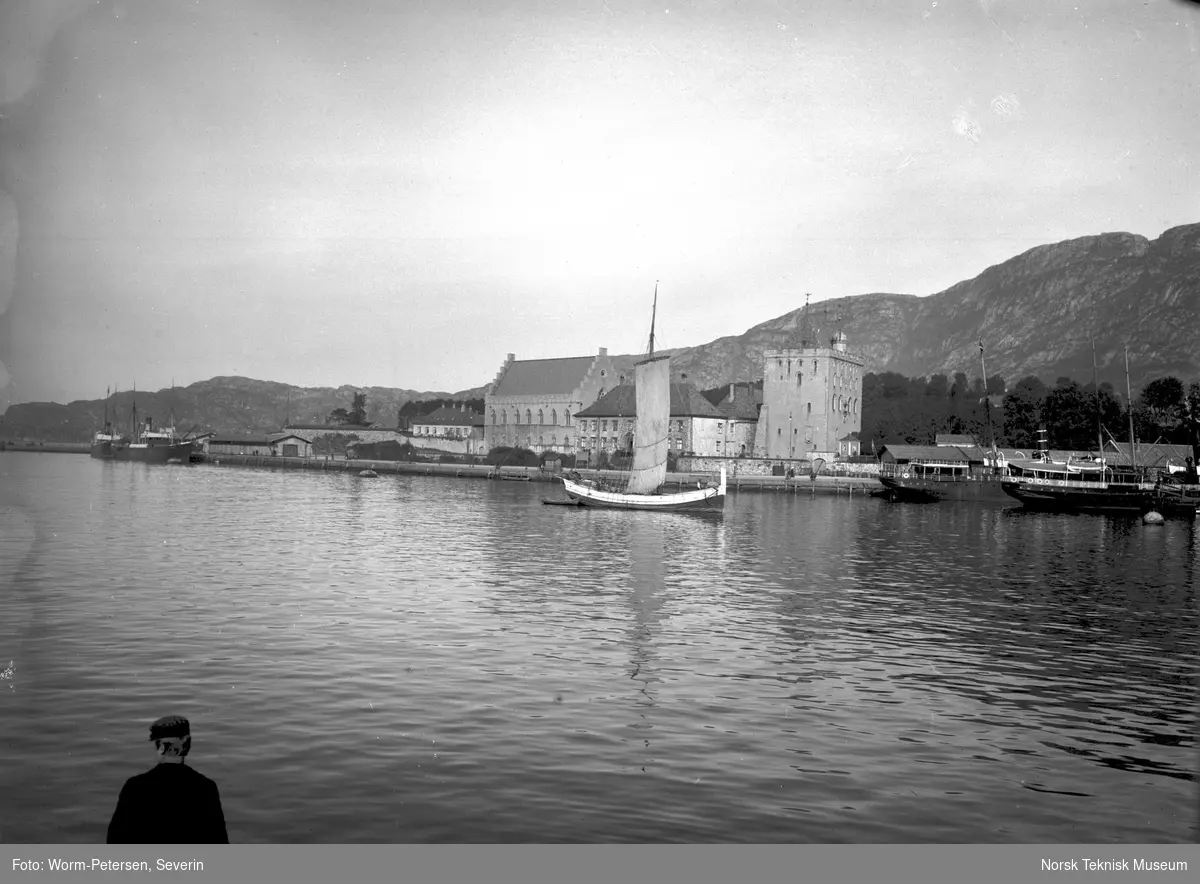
560;287;726;512
1000;342;1156;512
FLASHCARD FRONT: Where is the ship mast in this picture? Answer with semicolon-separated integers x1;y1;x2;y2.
647;281;658;358
978;339;996;468
1124;343;1137;471
1091;339;1104;466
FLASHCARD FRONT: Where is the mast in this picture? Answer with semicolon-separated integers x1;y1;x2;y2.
103;386;110;431
1091;339;1103;465
978;338;995;464
1124;343;1137;470
647;281;658;358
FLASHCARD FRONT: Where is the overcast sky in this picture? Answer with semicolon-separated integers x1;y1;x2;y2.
1;0;1197;406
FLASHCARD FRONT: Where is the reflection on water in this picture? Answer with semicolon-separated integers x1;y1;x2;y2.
0;452;1194;843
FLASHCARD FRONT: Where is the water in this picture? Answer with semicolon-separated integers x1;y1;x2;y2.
0;451;1195;843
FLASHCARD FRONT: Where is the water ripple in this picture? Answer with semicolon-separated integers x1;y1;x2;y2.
0;454;1195;843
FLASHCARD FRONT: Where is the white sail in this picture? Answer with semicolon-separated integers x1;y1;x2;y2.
626;355;670;494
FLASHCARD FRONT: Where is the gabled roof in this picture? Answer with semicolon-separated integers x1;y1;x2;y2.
576;383;724;419
209;433;310;446
490;354;639;397
284;423;378;431
878;444;970;462
716;386;761;420
412;405;485;426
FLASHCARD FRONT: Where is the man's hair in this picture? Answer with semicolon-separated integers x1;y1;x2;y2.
155;735;192;758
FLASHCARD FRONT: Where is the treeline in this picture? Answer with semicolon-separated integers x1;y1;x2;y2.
861;371;1200;452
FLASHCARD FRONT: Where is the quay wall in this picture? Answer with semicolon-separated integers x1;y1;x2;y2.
678;455;882;478
1;440;90;453
202;454;883;494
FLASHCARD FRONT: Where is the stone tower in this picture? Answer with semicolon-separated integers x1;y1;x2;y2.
753;331;864;459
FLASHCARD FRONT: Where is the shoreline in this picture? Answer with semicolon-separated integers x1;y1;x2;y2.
204;453;882;494
1;445;884;494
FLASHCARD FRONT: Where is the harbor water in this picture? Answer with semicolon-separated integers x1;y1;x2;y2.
0;451;1195;843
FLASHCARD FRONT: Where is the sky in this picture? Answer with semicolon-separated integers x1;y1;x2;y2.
1;0;1198;407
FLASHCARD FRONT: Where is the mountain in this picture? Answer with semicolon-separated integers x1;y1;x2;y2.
0;377;486;443
670;223;1200;392
5;223;1197;443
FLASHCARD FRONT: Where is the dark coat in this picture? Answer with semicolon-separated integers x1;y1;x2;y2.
107;763;229;843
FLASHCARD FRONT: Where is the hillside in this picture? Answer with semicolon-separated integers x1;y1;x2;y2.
670;223;1200;391
0;377;487;443
4;223;1197;443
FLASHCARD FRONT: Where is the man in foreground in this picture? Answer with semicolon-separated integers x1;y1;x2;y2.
107;714;229;843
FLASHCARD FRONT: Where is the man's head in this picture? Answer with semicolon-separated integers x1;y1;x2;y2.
149;714;191;760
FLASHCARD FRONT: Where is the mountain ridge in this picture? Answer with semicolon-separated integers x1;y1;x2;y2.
3;222;1197;441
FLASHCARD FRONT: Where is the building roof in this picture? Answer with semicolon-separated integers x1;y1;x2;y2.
879;444;971;463
576;383;724;419
412;405;485;427
716;385;762;420
490;354;638;397
284;423;378;431
209;433;311;446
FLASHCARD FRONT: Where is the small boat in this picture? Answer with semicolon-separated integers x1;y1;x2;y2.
359;469;379;478
560;284;726;513
1152;476;1200;518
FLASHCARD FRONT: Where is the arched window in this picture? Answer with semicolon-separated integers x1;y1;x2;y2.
565;409;572;426
539;435;544;446
537;409;544;425
564;435;570;446
500;410;507;425
526;435;532;447
550;409;557;426
490;409;497;425
550;434;556;447
525;409;532;425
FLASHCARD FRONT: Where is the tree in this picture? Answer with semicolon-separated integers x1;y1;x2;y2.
1001;376;1047;447
1137;376;1185;442
1044;380;1095;450
328;407;351;425
350;392;368;425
